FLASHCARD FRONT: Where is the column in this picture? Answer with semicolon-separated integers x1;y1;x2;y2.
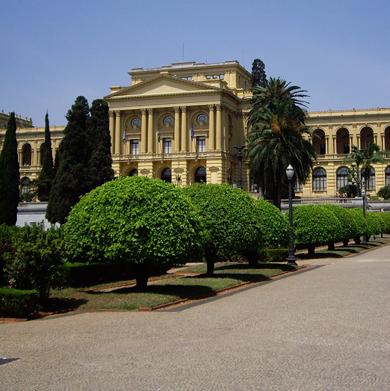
381;134;385;150
147;108;154;153
174;107;180;152
141;109;147;153
216;105;222;151
325;136;329;155
115;111;121;155
181;107;187;153
109;111;115;154
33;140;39;166
208;105;215;150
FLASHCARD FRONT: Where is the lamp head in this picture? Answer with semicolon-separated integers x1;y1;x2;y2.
286;164;294;180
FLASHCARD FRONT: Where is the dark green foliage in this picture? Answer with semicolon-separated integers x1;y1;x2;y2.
85;99;114;192
248;78;315;207
0;112;20;225
339;184;359;198
260;248;288;262
46;96;91;224
64;177;204;289
0;287;39;317
321;205;359;243
254;199;289;247
36;113;54;201
251;58;266;88
377;185;390;199
0;224;18;285
292;205;342;254
371;213;386;234
183;184;261;274
379;212;390;233
3;226;64;301
365;213;383;236
63;262;134;287
346;208;368;239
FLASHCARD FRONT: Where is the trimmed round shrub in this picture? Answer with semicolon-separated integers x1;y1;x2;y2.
366;213;383;237
64;177;205;289
292;205;342;255
254;199;289;248
379;212;390;233
345;208;368;243
182;184;261;274
371;213;386;235
321;205;359;245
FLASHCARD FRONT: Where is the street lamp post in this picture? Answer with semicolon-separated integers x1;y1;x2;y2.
361;177;368;245
286;164;297;265
234;145;245;189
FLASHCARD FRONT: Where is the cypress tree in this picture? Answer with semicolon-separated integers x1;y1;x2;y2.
46;96;91;224
251;59;267;88
0;112;20;225
86;99;114;192
36;112;55;201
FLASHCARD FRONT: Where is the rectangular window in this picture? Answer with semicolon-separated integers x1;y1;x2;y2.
206;75;212;80
197;137;206;153
181;75;192;81
219;74;224;80
163;138;172;154
130;140;139;155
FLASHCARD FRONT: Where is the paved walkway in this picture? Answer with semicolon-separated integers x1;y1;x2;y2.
1;245;390;390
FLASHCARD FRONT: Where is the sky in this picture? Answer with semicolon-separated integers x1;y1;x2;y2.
1;0;390;126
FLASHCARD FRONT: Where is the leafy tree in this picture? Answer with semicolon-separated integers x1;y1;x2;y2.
85;99;114;192
64;177;205;289
377;185;390;199
36;112;55;201
344;144;384;194
183;184;260;274
46;97;91;224
251;59;267;88
0;113;20;225
248;78;315;208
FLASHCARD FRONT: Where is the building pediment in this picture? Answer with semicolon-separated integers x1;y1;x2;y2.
106;75;221;100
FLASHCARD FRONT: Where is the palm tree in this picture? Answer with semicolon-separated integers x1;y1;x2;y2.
344;143;385;194
247;78;316;208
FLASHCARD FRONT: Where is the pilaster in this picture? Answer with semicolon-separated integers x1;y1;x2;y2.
147;109;154;153
115;111;121;155
141;109;147;153
181;106;187;153
208;105;215;151
174;107;180;152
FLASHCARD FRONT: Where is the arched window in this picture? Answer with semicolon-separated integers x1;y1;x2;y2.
39;143;46;166
312;167;327;192
336;166;349;190
20;177;31;195
22;143;32;166
385;166;390;186
336;128;350;154
194;166;206;183
360;127;374;149
385;127;390;151
161;168;171;183
361;166;375;191
312;129;326;155
128;168;138;177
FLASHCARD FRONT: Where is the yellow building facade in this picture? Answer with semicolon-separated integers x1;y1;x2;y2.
1;60;390;198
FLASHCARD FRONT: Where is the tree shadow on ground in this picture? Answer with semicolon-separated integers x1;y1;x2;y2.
31;298;88;319
214;263;296;272
89;283;217;300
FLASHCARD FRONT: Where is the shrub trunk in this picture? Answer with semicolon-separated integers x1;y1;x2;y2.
206;259;215;276
308;244;315;256
354;236;361;244
328;242;335;251
342;239;349;246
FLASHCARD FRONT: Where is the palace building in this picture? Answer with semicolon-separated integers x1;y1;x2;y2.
1;60;390;198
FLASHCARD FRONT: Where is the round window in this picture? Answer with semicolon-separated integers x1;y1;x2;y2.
163;115;174;127
131;118;141;129
196;114;208;126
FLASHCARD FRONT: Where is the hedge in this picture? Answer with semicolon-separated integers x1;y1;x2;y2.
0;225;18;285
379;212;390;233
183;184;261;273
292;205;342;255
64;177;205;289
345;208;368;242
0;287;39;317
321;205;359;245
366;213;384;236
254;200;289;248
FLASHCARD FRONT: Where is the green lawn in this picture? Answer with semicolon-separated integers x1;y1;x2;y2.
46;262;295;314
